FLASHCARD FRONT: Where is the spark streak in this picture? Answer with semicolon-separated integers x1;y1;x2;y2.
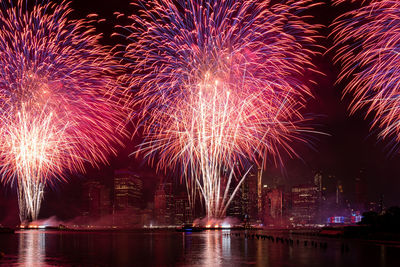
332;0;400;147
0;0;126;222
121;0;320;218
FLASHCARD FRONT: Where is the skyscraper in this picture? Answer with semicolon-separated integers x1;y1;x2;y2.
81;180;111;218
257;167;263;223
174;192;192;225
263;187;284;226
114;169;143;211
354;170;367;211
314;171;322;193
226;187;243;219
291;184;319;224
154;182;174;225
241;169;259;223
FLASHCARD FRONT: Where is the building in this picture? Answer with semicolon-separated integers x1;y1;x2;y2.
140;206;154;226
354;171;367;211
314;171;323;208
314;171;323;192
263;187;283;226
174;192;192;225
322;174;337;200
257;167;263;223
291;184;319;224
283;190;292;221
154;182;174;225
319;174;348;217
81;180;111;218
226;187;243;219
114;169;143;211
112;169;144;227
241;168;261;223
336;180;345;207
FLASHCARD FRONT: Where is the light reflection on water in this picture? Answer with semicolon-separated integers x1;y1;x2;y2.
0;230;400;266
202;231;225;266
221;230;231;259
18;230;46;267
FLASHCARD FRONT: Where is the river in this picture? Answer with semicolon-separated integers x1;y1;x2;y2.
0;229;399;266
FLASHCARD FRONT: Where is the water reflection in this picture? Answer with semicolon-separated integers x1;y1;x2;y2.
1;230;399;266
380;245;386;267
221;230;231;258
202;231;228;266
18;230;46;266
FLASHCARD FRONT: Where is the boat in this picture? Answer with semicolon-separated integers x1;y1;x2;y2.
176;224;204;232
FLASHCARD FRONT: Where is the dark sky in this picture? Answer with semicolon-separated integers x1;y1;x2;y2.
1;0;400;225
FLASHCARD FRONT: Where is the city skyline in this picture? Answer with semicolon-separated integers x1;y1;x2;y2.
71;167;376;226
0;165;385;226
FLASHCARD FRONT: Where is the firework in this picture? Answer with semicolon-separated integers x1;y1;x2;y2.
332;0;400;145
0;0;126;222
122;0;320;218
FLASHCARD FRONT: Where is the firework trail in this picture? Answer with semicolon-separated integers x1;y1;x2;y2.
121;0;320;218
0;0;126;222
332;0;400;146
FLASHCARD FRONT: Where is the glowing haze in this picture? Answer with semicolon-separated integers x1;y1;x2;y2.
122;0;320;218
0;0;126;222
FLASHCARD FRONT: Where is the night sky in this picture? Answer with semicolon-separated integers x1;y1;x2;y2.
1;0;400;225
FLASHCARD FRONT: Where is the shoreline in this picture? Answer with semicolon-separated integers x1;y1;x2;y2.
4;226;400;245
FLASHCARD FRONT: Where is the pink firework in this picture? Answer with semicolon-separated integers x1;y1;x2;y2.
121;0;320;218
0;0;126;222
332;0;400;145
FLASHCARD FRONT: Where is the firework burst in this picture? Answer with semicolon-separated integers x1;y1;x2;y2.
0;0;126;222
332;0;400;146
121;0;320;218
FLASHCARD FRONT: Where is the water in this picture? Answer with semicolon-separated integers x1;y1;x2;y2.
1;230;400;266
